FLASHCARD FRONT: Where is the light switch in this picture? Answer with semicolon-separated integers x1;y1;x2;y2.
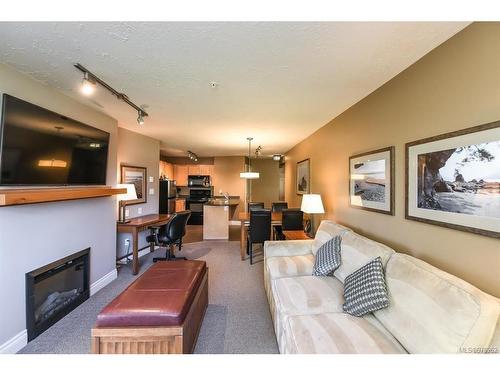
149;176;154;183
138;207;143;214
149;188;155;195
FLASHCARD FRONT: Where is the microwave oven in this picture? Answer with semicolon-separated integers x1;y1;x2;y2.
188;175;211;187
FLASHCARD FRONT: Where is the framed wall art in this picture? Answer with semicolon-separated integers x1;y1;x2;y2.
406;120;500;238
296;158;310;195
120;165;147;205
349;146;395;215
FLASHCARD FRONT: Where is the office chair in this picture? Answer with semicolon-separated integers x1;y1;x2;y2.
247;209;271;265
274;208;304;240
147;210;191;262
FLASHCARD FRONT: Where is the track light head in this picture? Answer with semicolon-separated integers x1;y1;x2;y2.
81;73;96;96
137;111;145;125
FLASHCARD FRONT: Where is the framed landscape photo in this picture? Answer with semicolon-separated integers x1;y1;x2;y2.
406;121;500;238
296;159;310;195
349;146;395;215
120;165;147;205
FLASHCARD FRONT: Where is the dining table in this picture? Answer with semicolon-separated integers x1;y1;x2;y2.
237;211;283;261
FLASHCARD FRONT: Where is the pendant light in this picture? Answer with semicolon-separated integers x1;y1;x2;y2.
240;137;260;179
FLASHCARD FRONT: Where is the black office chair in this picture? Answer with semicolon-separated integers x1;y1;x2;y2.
147;210;191;262
271;202;288;239
271;202;288;212
248;202;265;211
247;209;271;265
274;208;304;240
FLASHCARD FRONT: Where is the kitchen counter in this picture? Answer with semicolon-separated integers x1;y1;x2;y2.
205;198;239;206
203;197;240;240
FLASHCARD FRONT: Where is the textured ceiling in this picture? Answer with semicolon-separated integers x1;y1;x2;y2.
0;22;468;156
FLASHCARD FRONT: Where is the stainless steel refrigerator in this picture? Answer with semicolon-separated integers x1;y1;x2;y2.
159;180;177;214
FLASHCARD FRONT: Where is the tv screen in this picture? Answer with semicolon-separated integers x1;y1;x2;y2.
0;94;110;186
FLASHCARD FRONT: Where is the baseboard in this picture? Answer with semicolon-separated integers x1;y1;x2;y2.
90;268;118;296
229;220;241;226
0;330;27;354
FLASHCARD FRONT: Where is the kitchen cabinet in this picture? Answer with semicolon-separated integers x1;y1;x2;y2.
159;161;174;180
175;198;186;212
199;164;213;176
188;165;201;175
174;165;188;186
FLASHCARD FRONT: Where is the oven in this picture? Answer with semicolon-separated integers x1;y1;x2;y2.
186;187;213;225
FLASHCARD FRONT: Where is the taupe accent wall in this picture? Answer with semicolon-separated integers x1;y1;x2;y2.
250;158;281;208
284;22;500;297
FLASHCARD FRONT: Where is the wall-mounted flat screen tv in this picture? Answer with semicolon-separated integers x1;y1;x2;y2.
0;94;110;186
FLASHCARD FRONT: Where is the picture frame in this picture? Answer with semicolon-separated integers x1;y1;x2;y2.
349;146;395;215
296;158;310;195
406;120;500;239
120;165;147;205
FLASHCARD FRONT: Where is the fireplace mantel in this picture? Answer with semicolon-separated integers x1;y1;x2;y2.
0;186;126;207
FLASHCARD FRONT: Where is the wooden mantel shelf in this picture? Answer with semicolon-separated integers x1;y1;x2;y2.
0;186;126;207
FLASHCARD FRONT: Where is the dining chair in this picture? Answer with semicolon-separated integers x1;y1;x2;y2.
274;208;303;240
247;209;271;265
271;202;288;212
248;202;265;211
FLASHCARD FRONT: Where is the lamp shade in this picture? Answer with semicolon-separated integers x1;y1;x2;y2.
240;171;260;179
116;183;138;201
301;194;325;214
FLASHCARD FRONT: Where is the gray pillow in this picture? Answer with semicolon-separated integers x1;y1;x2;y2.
343;257;389;317
312;235;342;276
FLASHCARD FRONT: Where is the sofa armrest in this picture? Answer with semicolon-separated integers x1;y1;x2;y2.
264;240;314;259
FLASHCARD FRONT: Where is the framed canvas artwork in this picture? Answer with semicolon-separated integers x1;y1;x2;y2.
296;159;310;195
349;146;395;215
406;120;500;238
120;165;147;205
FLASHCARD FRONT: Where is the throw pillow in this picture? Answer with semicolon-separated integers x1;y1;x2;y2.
312;235;342;276
343;257;389;317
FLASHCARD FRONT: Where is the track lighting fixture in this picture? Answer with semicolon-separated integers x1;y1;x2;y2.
74;63;149;126
81;72;96;96
187;151;198;162
137;110;145;125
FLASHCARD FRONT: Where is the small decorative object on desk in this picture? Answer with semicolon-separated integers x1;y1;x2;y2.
406;120;500;239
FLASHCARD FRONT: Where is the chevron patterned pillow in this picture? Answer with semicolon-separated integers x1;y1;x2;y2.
312;235;342;276
343;257;389;317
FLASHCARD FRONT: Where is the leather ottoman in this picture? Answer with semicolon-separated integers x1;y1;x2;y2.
91;260;208;354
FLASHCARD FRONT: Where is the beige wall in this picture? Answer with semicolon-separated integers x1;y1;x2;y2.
117;127;160;218
250;158;281;208
212;156;246;219
284;22;500;297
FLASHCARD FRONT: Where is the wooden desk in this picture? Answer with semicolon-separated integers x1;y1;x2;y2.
283;230;311;240
117;214;172;275
237;212;282;261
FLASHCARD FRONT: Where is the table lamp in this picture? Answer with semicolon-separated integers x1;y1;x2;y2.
116;184;138;223
300;194;325;237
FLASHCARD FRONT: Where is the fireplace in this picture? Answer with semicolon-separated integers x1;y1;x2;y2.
26;248;90;341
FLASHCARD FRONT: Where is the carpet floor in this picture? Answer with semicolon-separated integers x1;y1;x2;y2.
19;238;278;354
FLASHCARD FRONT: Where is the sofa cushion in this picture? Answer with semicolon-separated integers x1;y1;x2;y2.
266;254;315;280
343;257;389;317
374;253;500;353
312;220;352;256
312;236;342;276
334;231;395;283
272;275;345;352
283;313;407;354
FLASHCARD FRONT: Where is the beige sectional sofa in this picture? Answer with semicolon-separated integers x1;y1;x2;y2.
264;220;500;354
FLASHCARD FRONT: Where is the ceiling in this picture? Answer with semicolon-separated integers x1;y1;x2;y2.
0;22;469;157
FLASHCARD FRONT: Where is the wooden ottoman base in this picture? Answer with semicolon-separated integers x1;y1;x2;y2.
91;269;208;354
